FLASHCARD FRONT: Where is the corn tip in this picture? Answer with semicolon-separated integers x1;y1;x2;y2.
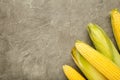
111;8;119;15
88;23;94;27
87;23;94;33
75;40;82;43
63;65;68;70
87;23;100;34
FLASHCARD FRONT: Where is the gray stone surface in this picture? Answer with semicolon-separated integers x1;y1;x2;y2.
0;0;120;80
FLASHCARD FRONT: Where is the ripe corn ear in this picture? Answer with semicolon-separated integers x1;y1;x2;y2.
63;65;85;80
111;9;120;50
71;47;107;80
75;40;120;80
87;23;120;67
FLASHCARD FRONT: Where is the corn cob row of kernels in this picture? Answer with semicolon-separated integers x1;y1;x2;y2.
63;65;86;80
71;47;107;80
111;9;120;50
87;23;120;67
75;41;120;80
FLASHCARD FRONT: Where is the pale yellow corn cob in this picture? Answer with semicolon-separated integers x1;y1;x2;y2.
75;40;120;80
111;9;120;50
63;65;86;80
71;47;107;80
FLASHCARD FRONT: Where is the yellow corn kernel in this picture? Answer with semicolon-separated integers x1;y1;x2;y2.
75;40;120;80
111;9;120;50
87;23;120;67
71;47;107;80
63;65;85;80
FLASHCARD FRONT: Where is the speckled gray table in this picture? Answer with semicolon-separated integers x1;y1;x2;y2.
0;0;120;80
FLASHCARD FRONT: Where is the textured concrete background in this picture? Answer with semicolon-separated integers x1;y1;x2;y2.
0;0;120;80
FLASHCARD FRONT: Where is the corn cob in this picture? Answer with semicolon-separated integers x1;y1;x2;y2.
87;23;120;67
75;40;120;80
111;9;120;50
71;47;107;80
63;65;85;80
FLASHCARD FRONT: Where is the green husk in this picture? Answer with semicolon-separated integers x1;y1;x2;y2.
71;46;107;80
87;23;120;67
